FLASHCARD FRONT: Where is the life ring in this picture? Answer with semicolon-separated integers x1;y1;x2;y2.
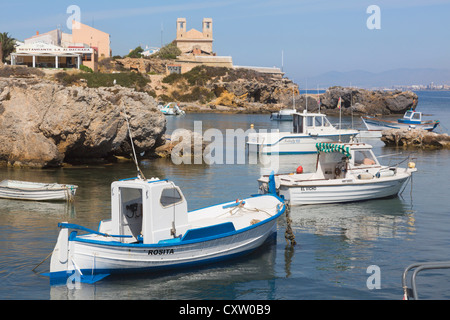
335;167;341;176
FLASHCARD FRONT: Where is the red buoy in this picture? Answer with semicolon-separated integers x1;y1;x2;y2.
296;166;303;174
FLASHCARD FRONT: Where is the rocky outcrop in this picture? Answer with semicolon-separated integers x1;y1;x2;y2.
381;128;450;149
152;130;206;161
294;87;418;115
209;77;298;107
0;78;166;167
115;57;170;74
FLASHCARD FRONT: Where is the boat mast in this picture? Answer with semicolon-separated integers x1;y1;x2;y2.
122;106;146;180
305;79;308;113
317;85;320;114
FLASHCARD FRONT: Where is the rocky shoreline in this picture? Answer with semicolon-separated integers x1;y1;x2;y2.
0;77;166;168
381;128;450;149
0;63;423;168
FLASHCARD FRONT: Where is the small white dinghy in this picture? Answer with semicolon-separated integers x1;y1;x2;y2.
257;142;417;205
44;177;285;284
0;180;78;202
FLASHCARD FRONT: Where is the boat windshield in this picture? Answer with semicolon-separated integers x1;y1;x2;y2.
404;111;413;119
353;150;377;166
160;187;183;207
323;117;331;127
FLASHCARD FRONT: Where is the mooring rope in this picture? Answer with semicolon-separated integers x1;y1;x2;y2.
32;251;52;272
284;203;296;246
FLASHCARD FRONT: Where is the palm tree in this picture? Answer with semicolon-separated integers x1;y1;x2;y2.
0;32;16;63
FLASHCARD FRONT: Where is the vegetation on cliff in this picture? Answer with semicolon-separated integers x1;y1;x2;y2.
54;70;150;91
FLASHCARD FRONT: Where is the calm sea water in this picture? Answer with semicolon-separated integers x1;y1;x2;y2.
0;91;449;300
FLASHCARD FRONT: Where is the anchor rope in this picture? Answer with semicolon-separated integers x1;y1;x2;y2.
284;203;296;246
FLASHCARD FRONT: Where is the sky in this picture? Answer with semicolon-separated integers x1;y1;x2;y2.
1;0;450;83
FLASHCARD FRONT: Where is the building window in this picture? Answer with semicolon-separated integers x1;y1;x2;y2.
82;53;92;61
167;65;181;74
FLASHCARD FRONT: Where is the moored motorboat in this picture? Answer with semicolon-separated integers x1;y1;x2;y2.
43;177;285;284
257;142;416;205
0;180;77;202
361;109;440;132
248;111;359;154
158;102;185;115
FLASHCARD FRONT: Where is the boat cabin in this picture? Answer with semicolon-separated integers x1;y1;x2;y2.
292;111;333;135
109;178;190;244
314;143;380;179
398;110;422;124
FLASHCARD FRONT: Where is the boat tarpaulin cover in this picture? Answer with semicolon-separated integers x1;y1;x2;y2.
316;143;351;158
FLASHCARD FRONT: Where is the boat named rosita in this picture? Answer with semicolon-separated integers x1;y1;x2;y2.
0;180;77;202
248;111;359;155
43;177;285;285
361;109;440;131
257;142;417;206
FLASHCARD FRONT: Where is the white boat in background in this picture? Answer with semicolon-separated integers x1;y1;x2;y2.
356;130;382;139
361;109;440;132
248;111;359;154
158;102;185;115
0;180;77;202
257;142;416;206
44;177;285;284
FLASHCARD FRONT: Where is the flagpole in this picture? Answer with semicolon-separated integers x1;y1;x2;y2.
317;85;320;114
338;97;342;142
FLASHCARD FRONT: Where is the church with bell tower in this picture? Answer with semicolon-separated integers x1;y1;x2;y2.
175;18;214;55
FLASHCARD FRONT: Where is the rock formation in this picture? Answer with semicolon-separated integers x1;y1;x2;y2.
295;87;418;115
381;128;450;149
114;57;170;74
0;78;166;167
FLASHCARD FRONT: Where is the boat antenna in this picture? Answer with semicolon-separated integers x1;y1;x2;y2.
317;85;320;114
351;88;354;129
338;96;342;142
121;106;146;180
305;79;308;113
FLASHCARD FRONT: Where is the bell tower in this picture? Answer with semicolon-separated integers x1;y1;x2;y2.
177;18;186;39
202;18;213;39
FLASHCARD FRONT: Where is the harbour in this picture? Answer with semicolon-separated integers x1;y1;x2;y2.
0;90;449;300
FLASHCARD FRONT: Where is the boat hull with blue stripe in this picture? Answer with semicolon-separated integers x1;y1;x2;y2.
248;111;359;154
361;109;440;132
45;178;285;284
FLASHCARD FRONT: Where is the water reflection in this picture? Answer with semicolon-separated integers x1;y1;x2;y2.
0;199;76;217
289;197;416;241
49;236;278;300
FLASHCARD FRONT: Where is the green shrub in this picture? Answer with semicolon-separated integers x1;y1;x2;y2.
54;71;150;90
80;65;93;73
0;66;45;78
162;73;183;84
151;41;181;60
127;46;144;59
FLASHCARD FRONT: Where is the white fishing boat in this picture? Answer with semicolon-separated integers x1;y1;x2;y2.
257;142;416;205
361;109;440;132
158;102;185;115
0;180;77;201
248;111;359;154
44;177;285;284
